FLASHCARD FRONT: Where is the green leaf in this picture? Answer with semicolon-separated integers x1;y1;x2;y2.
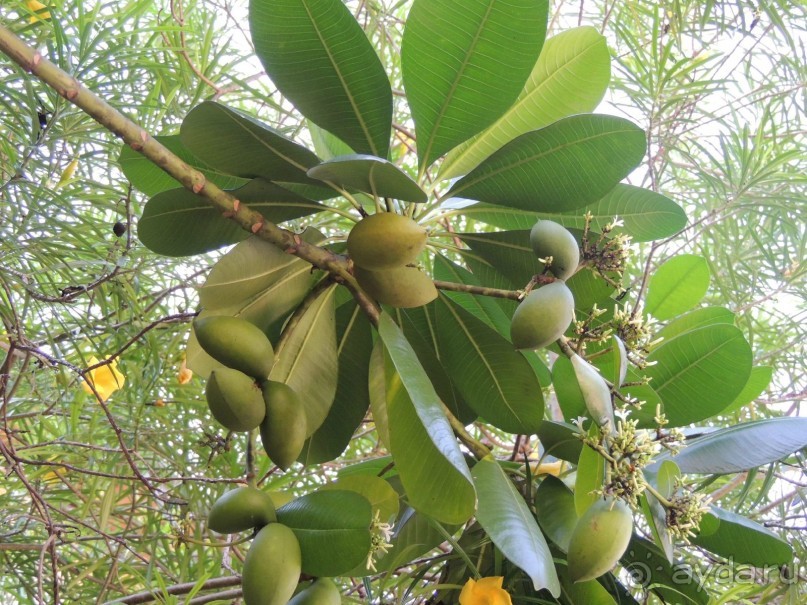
440;26;611;180
692;507;793;566
377;314;475;524
574;441;605;516
535;475;578;552
308;121;353;159
460;184;686;243
472;457;561;596
368;340;390;449
269;284;338;436
646;255;711;320
276;490;372;576
306;155;426;202
642;460;679;563
655;306;736;344
301;302;373;464
446;115;646;212
119;135;247;196
401;0;548;170
558;567;618;605
622;538;709;605
138;179;324;256
434;295;544;434
374;507;459;573
646;324;753;426
180;102;324;184
320;475;399;525
553;355;586;421
720;365;773;415
249;0;392;157
653;417;807;474
536;421;583;463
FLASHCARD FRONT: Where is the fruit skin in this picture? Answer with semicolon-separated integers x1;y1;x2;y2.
570;354;615;431
260;381;308;470
510;281;575;350
206;368;265;431
354;265;438;308
288;577;341;605
567;498;633;583
208;486;277;534
347;213;427;270
242;523;302;605
194;316;275;380
530;220;580;280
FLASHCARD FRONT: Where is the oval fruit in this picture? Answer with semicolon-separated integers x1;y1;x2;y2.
208;486;277;534
347;213;427;270
354;265;437;308
530;220;580;280
288;577;341;605
571;354;615;431
510;282;575;350
567;498;633;583
194;316;275;380
242;523;302;605
260;381;307;470
206;368;265;431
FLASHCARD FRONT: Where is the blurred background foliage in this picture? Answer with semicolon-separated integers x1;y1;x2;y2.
0;0;804;603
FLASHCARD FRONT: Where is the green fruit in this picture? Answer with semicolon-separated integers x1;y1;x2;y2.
288;578;341;605
510;282;575;350
260;381;307;470
206;368;265;431
347;213;427;270
194;316;274;380
208;486;277;534
567;498;633;583
242;523;301;605
529;220;580;280
354;265;437;308
571;353;614;431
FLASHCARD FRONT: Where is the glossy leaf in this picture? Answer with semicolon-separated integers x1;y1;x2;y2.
622;538;709;605
377;314;475;524
536;421;583;463
435;295;544;434
307;155;426;202
138;179;323;256
646;324;752;426
402;0;548;169
440;26;610;180
472;457;560;596
446;115;646;212
320;475;399;525
535;475;577;552
692;507;793;566
269;284;338;436
646;255;711;320
574;441;605;517
249;0;392;157
655;306;735;344
720;365;773;415
276;490;372;576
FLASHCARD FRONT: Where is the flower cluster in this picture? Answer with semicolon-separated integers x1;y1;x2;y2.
366;509;393;573
580;213;632;294
666;487;711;543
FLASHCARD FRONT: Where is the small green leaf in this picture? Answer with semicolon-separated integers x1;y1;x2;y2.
249;0;392;157
553;355;586;421
320;475;399;525
692;507;793;566
447;115;646;212
574;441;605;517
646;255;711;320
472;457;560;596
536;421;583;463
307;155;426;202
535;475;578;552
655;306;735;344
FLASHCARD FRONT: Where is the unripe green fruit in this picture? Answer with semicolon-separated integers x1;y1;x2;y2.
194;316;274;380
347;213;427;270
510;282;575;350
529;220;580;280
567;498;633;583
206;368;265;431
354;265;437;308
260;381;307;470
242;523;301;605
208;486;277;534
288;578;341;605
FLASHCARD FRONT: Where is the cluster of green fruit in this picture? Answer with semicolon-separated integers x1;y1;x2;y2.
208;486;340;604
194;316;306;470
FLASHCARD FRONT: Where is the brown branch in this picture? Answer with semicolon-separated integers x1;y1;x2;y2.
433;280;521;300
101;576;242;605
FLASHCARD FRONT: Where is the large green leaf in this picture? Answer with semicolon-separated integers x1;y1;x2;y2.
655;306;735;344
307;155;426;203
440;26;610;180
535;475;577;551
301;302;373;465
472;457;560;596
118;135;247;196
269;284;338;436
138;179;324;256
574;441;605;516
276;490;372;576
622;538;709;605
446;115;646;212
645;255;711;320
692;507;793;566
459;184;686;243
249;0;392;157
553;355;586;421
646;324;752;426
719;365;773;415
435;295;544;434
401;0;547;170
377;314;475;524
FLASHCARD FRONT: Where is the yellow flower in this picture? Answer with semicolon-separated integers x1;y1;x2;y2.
25;0;51;23
177;357;193;385
459;577;512;605
82;356;125;401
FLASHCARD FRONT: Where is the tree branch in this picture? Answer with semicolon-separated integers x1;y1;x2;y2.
100;575;241;605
